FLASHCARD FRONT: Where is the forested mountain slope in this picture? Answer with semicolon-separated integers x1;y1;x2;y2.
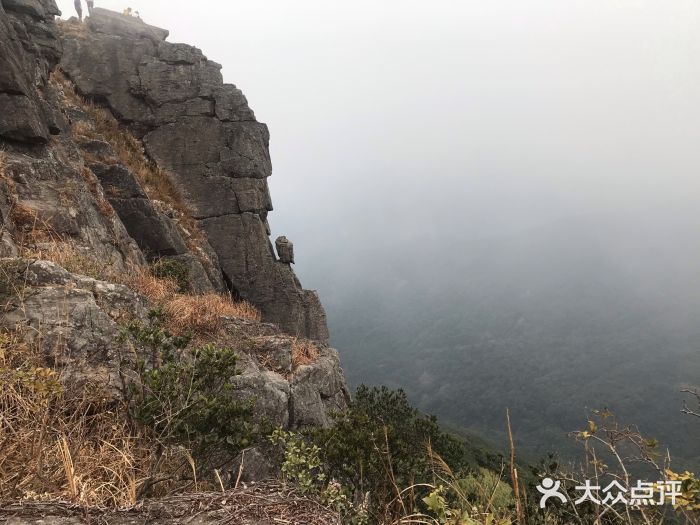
313;210;700;468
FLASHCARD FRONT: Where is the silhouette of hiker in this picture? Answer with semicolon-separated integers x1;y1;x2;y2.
73;0;82;21
75;0;95;21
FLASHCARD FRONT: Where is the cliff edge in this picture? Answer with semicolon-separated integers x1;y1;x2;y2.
0;2;348;506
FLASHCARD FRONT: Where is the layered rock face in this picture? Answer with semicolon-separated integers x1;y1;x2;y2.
59;9;329;342
0;0;61;143
0;2;348;430
0;0;143;268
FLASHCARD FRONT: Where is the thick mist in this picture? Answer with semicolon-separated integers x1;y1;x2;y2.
56;0;700;251
57;0;700;462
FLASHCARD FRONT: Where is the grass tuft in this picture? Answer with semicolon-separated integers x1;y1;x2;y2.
291;338;320;370
0;329;147;506
163;293;261;336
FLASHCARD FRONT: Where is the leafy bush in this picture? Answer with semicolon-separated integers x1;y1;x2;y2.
309;386;472;521
122;315;254;485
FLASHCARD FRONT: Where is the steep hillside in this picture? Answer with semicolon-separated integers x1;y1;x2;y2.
314;212;700;468
0;1;348;510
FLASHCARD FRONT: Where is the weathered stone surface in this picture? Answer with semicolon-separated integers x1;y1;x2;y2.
0;259;148;396
214;84;256;122
0;93;50;143
109;197;189;257
0;0;61;143
1;148;145;271
85;162;189;258
167;253;220;294
76;137;120;162
275;236;294;264
88;162;147;199
292;347;350;427
59;11;330;342
3;0;48;19
60;33;156;124
87;7;169;42
136;56;222;106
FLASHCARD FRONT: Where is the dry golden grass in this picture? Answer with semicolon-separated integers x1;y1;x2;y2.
56;18;89;38
80;167;115;218
0;328;219;507
163;293;261;336
10;202;39;231
13;229;262;336
291;338;320;370
0;151;15;192
18;233;107;281
124;265;179;302
0;330;148;506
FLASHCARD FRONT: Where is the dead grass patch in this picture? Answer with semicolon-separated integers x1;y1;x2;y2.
13;232;261;335
18;232;107;281
291;338;320;370
123;265;179;302
10;202;39;232
163;293;261;336
0;329;148;506
0;328;217;507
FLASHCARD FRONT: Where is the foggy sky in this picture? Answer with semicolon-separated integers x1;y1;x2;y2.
56;0;700;287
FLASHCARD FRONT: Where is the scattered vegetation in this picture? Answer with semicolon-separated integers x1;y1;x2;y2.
152;258;190;292
269;386;494;524
0;150;7;179
120;315;255;496
291;337;320;369
52;70;199;240
0;329;148;506
12;224;261;334
20;235;106;279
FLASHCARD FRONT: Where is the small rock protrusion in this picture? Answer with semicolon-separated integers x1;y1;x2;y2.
275;236;294;264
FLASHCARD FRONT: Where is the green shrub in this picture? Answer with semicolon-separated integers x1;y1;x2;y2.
152;258;190;292
311;385;471;521
122;315;254;471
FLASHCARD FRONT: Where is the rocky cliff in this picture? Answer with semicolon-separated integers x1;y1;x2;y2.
57;8;330;343
0;2;347;435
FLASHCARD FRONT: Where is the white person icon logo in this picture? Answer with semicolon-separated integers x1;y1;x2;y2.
537;477;567;508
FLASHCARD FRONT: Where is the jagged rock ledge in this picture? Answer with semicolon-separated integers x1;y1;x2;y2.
0;0;350;486
58;8;330;342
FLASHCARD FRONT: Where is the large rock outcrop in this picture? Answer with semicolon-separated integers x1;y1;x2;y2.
0;258;349;430
0;0;143;269
59;9;329;342
0;0;348;441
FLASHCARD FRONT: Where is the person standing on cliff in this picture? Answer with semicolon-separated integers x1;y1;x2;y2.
74;0;83;21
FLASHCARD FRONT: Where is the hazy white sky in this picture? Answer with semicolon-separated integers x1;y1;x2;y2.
56;0;700;280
